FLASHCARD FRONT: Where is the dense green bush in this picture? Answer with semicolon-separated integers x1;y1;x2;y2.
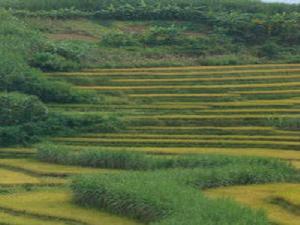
31;40;91;71
267;117;300;130
2;0;299;14
0;113;122;147
143;25;182;46
31;52;80;71
0;92;48;126
101;30;140;47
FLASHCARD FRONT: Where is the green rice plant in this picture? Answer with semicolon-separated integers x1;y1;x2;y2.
37;143;298;171
71;159;297;225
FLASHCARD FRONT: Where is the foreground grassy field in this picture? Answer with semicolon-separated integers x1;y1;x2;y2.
1;64;300;224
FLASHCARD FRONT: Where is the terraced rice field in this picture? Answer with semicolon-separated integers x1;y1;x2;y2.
1;64;300;224
205;183;300;225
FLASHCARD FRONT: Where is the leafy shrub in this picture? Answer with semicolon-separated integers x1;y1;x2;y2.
258;42;281;58
0;92;48;126
31;52;80;72
0;113;122;147
31;40;91;71
0;10;96;102
101;30;140;47
267;117;300;130
143;25;182;46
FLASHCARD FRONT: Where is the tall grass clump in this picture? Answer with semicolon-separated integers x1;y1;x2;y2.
36;143;297;171
71;159;297;225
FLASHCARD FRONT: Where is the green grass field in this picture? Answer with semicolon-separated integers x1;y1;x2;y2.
1;64;300;225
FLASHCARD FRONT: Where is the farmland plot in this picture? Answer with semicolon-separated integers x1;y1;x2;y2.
1;64;300;225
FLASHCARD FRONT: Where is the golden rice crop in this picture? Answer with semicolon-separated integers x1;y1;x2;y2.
149;98;300;106
78;81;300;90
0;168;64;185
83;63;300;73
52;137;300;146
0;191;139;225
0;159;116;176
127;114;300;119
128;126;275;131
205;183;300;225
0;148;36;154
235;89;300;95
112;74;300;83
80;133;300;141
0;211;68;225
49;68;300;77
128;94;238;97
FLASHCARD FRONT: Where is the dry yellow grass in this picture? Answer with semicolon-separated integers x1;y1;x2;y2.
0;190;140;225
205;183;300;225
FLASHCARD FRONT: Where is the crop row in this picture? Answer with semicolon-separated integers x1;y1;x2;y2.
49;68;300;77
84;64;300;72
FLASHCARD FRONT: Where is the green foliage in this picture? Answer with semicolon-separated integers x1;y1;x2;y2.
0;10;97;103
0;92;48;126
37;143;298;176
31;40;91;71
2;0;299;14
101;30;140;47
267;117;300;130
258;42;282;58
31;52;80;72
71;157;296;225
143;25;182;46
0;113;122;147
101;25;182;47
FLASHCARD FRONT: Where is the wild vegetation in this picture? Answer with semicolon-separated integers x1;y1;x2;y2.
1;0;299;67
